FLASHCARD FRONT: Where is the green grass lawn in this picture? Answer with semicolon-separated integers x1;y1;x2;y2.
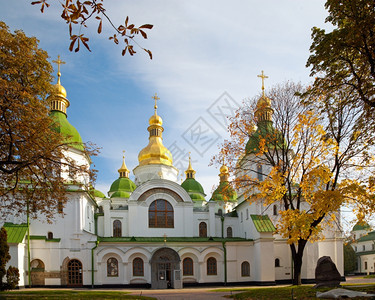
0;290;156;300
215;284;375;299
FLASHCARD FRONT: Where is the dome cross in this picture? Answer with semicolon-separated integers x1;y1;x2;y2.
52;55;66;84
152;93;160;112
257;70;268;97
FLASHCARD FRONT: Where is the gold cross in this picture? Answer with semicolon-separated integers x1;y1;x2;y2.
52;55;66;83
152;93;160;111
122;150;125;159
257;70;268;97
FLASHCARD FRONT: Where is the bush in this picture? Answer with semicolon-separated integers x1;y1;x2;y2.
6;266;19;290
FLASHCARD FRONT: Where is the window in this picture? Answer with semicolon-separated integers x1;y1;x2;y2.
227;227;233;238
365;261;368;270
241;212;243;222
107;258;118;277
246;208;249;220
273;205;278;216
275;258;280;267
133;257;144;276
149;200;174;228
207;257;217;275
218;209;223;216
372;244;375;250
363;245;365;251
199;222;207;237
183;258;193;276
241;261;250;277
113;220;122;237
87;206;90;219
47;232;53;240
355;246;357;251
67;259;83;286
257;164;263;181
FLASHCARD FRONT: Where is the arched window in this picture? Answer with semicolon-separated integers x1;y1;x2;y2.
207;257;217;275
107;257;118;277
133;257;144;276
47;232;53;240
199;222;207;237
273;204;278;216
183;257;193;276
113;220;122;237
241;261;250;277
218;209;223;216
257;164;263;181
275;258;280;267
149;200;174;228
227;227;233;238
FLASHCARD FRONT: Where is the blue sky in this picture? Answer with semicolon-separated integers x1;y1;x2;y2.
3;1;355;231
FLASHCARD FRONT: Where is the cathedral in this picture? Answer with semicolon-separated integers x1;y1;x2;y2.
2;62;344;288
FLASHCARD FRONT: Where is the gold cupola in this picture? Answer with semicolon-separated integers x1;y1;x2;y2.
219;162;229;182
118;152;130;178
185;153;196;179
138;93;173;166
254;70;273;123
50;55;70;115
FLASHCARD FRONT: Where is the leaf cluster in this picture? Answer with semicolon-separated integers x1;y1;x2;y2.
307;0;375;110
0;22;97;221
31;0;153;58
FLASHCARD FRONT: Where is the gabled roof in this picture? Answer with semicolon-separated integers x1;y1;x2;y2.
251;215;275;232
3;223;28;244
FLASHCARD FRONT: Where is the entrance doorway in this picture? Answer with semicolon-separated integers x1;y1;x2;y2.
67;259;83;286
150;247;181;289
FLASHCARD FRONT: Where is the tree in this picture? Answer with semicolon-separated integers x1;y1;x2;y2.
31;0;153;58
307;0;375;110
0;22;97;221
343;241;356;275
0;227;11;290
215;81;375;285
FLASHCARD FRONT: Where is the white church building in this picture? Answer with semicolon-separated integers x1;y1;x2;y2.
2;64;344;288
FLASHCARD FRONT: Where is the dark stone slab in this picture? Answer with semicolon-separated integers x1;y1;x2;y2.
314;256;341;288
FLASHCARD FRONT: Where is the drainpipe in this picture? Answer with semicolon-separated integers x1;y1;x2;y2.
222;241;227;285
91;240;99;288
26;198;31;288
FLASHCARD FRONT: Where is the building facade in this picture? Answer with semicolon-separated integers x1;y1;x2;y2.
2;66;344;288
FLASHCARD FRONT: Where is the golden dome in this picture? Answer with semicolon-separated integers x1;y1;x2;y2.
118;153;130;178
149;113;163;126
220;164;229;174
256;95;271;108
138;93;173;166
185;154;196;179
54;81;67;99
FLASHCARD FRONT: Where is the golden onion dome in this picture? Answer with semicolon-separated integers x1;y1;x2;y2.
54;81;67;99
256;95;271;108
138;93;173;166
220;164;229;174
149;113;163;126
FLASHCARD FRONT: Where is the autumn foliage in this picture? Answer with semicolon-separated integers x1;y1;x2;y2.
31;0;153;58
0;22;97;221
215;81;375;284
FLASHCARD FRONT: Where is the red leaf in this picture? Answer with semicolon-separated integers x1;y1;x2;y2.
144;49;153;60
140;30;147;39
122;48;127;56
139;24;153;30
127;24;134;30
97;20;102;34
125;16;129;26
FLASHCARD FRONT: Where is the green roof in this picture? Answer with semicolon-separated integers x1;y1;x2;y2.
90;188;106;198
111;190;131;199
356;231;375;243
181;178;206;200
109;177;136;195
211;181;237;202
353;222;371;231
50;110;84;151
30;235;61;242
3;223;28;244
98;236;251;243
251;215;276;232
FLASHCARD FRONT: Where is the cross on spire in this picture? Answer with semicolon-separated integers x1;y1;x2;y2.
122;150;126;159
52;55;66;84
257;70;268;97
152;93;160;113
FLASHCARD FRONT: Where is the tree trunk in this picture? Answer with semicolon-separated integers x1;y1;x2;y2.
290;240;308;285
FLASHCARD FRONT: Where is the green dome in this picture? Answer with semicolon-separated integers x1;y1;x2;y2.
245;120;285;154
50;111;84;151
181;178;206;201
353;222;371;231
211;181;237;202
109;177;136;194
111;190;131;199
90;189;106;198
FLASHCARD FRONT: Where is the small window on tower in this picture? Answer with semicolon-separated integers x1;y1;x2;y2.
47;232;53;240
